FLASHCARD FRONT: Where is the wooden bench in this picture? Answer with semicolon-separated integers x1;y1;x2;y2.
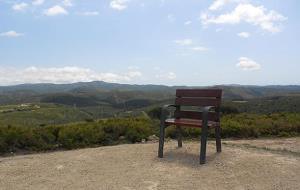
158;89;222;164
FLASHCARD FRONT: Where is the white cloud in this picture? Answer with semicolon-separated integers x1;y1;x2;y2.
126;66;142;78
128;66;139;70
237;32;250;38
174;39;193;46
80;11;99;16
62;0;73;7
201;3;287;33
167;14;176;22
166;72;176;80
209;0;244;11
12;2;28;11
190;46;209;51
127;71;142;78
155;71;176;80
0;31;24;37
209;0;229;11
236;57;261;70
43;5;68;16
184;20;192;25
32;0;44;6
174;39;209;54
0;66;143;85
216;28;223;32
110;0;129;11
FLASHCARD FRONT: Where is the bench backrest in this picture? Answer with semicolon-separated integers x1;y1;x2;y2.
174;89;222;122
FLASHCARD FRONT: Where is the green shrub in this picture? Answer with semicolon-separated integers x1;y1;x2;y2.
1;114;300;154
58;123;105;149
0;128;8;152
147;107;162;120
102;117;152;143
125;122;151;142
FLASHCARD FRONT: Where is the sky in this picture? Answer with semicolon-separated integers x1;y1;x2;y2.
0;0;299;86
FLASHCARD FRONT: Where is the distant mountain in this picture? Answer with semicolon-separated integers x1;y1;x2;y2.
0;81;300;106
0;81;174;94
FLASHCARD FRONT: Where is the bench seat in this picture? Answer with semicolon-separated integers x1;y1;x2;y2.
165;118;219;128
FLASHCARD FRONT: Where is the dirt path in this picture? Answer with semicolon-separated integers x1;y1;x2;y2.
1;138;300;190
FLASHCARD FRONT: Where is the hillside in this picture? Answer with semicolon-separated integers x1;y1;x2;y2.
1;81;300;106
1;81;300;127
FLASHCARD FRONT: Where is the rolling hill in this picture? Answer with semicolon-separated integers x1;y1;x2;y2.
1;81;300;106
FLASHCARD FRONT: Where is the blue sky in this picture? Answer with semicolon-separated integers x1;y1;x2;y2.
0;0;299;86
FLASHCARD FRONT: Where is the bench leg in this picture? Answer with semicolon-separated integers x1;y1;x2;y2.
176;126;183;148
158;123;165;158
215;125;222;153
200;122;208;164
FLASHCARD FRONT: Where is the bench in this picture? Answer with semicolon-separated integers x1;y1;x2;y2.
158;89;222;164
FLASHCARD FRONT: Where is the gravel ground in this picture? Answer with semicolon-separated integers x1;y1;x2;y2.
0;138;300;190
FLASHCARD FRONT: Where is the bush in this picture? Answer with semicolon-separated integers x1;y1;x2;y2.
0;125;58;153
125;122;151;142
164;113;300;139
147;107;162;119
0;114;300;155
102;118;152;143
220;105;239;114
0;128;8;152
58;123;105;149
57;118;154;148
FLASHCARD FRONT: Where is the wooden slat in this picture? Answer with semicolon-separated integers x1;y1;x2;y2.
176;89;222;98
165;118;218;128
175;97;221;107
174;110;218;121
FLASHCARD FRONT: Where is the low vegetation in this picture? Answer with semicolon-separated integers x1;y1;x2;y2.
1;83;300;155
165;113;300;139
0;117;154;154
1;113;300;154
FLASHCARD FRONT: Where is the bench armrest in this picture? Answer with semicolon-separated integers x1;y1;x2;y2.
160;104;179;123
162;104;178;109
199;106;215;113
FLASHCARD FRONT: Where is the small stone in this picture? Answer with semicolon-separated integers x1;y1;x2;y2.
56;165;64;170
148;135;159;142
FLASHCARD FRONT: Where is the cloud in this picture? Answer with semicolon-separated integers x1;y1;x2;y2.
0;31;24;37
201;3;287;33
190;46;209;52
126;66;142;78
12;2;28;11
167;14;176;22
110;0;129;11
155;71;177;80
174;39;209;54
209;0;229;11
166;72;176;80
0;66;143;85
174;39;193;46
236;57;261;70
184;20;192;25
62;0;73;7
43;5;68;16
80;11;99;16
127;71;142;78
209;0;244;11
32;0;44;6
237;32;250;38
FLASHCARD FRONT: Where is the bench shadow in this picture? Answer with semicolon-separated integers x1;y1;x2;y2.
158;148;219;168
